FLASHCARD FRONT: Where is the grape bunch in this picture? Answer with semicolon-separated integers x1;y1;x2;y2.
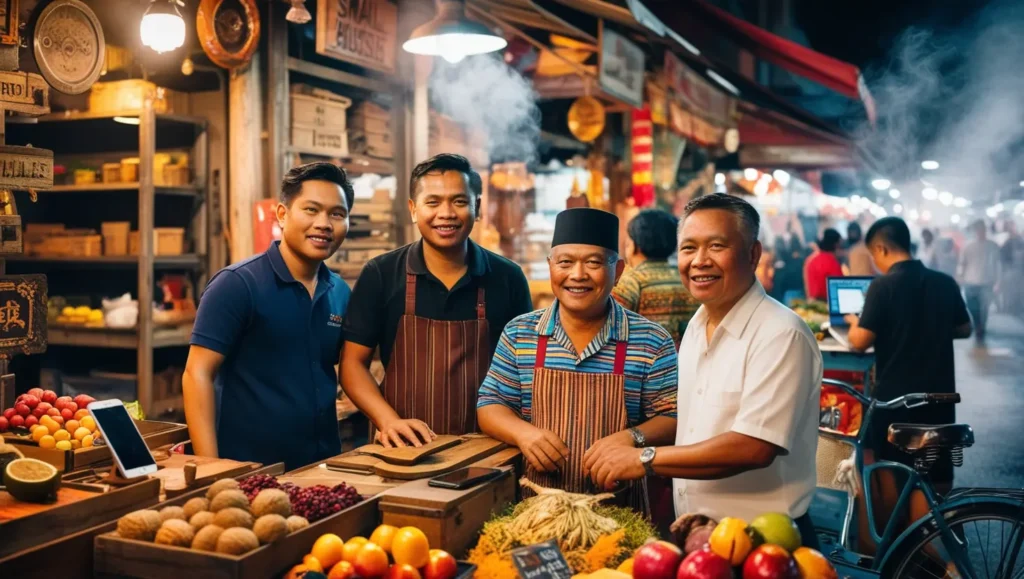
239;474;283;501
290;483;362;522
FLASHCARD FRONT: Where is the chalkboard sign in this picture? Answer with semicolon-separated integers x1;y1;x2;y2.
0;274;47;356
511;539;573;579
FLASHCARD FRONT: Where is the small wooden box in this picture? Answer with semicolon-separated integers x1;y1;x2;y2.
89;80;172;114
291;124;349;156
94;495;380;579
129;228;185;256
101;222;130;256
102;163;121;183
291;93;351;130
378;468;515;557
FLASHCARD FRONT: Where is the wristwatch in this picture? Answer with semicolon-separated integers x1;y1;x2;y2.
639;447;656;476
628;427;646;448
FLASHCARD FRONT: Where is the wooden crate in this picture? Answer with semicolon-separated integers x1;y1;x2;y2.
129;228;185;256
291;124;349;156
291;93;351;130
89;80;174;114
378;468;516;558
94;495;381;579
0;477;161;560
102;222;130;256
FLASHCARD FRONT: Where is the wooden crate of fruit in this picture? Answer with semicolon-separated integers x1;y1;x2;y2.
94;471;379;579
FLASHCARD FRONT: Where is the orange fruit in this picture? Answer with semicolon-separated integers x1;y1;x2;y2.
793;547;838;579
74;409;89;420
55;440;72;451
82;435;94;448
353;542;389;578
342;536;369;564
303;554;324;573
312;533;345;570
65;419;80;434
31;426;47;442
80;415;96;431
616;558;634;574
74;427;91;441
38;434;56;449
392;527;430;568
708;517;753;566
328;560;356;579
370;524;399;553
54;429;71;442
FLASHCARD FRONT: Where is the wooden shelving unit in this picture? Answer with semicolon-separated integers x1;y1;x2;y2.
8;99;209;417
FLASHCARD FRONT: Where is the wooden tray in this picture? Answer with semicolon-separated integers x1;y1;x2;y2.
95;494;380;579
355;434;463;465
152;454;262;498
325;451;380;474
5;420;189;473
0;463;285;575
0;477;161;560
375;436;506;480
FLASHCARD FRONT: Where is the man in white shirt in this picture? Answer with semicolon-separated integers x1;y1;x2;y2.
583;193;822;545
958;219;1000;343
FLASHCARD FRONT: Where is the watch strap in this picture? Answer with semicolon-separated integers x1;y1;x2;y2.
628;427;646;448
640;447;656;476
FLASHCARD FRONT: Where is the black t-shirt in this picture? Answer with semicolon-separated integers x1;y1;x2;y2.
858;260;970;427
342;239;534;367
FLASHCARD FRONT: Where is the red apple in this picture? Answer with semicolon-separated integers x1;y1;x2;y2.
32;402;52;418
384;564;422;579
42;390;57;404
743;545;798;579
24;415;38;429
423;550;458;579
65;401;78;414
61;408;74;421
47;408;61;417
14;403;31;417
0;416;8;432
677;548;733;579
9;414;24;428
55;396;72;409
20;394;39;409
73;394;95;409
634;541;684;579
3;408;16;420
27;388;44;399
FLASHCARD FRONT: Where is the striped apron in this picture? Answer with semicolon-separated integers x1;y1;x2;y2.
377;272;490;437
525;335;649;516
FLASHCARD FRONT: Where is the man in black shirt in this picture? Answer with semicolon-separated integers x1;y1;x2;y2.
340;154;533;447
843;217;971;533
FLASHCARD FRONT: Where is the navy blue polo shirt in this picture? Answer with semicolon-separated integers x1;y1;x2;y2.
191;241;349;470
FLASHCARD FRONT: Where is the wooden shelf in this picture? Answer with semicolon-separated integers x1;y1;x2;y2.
36;110;208;128
45;184;202;197
48;325;193;349
286;146;396;175
5;254;202;268
286;57;395;94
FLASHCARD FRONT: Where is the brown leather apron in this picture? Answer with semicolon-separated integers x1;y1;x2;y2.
377;272;490;437
525;335;649;516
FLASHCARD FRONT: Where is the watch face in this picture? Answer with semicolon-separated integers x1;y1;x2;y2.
641;447;656;462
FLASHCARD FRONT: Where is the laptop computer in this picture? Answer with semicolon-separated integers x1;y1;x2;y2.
826;276;874;349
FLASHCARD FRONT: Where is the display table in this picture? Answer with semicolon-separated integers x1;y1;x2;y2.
818;337;875;378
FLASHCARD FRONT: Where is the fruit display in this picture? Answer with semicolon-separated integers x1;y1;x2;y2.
0;389;100;451
113;477;313;553
237;473;362;522
285;526;459;579
467;478;657;578
56;305;105;327
790;300;828;336
666;512;837;579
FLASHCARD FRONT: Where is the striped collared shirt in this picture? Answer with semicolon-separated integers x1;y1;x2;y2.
476;299;678;424
612;260;699;344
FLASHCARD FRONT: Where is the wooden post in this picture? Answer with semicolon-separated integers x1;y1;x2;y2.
265;1;288;197
228;55;263;263
138;98;156;415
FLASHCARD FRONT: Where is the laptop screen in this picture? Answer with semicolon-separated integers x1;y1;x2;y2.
827;276;874;326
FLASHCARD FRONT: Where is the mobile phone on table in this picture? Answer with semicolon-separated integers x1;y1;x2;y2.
88;399;159;479
428;467;503;490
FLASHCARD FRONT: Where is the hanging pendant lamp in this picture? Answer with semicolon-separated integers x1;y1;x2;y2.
402;0;507;64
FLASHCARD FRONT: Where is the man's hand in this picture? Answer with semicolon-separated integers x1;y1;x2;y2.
844;313;859;327
582;430;634;472
585;445;645;491
376;418;436;448
515;425;569;473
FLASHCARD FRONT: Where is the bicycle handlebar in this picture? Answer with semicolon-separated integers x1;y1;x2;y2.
822;379;960;410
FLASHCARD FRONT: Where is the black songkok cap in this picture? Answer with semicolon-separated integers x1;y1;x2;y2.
551;208;619;252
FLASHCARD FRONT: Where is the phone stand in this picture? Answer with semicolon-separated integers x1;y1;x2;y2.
99;463;152;487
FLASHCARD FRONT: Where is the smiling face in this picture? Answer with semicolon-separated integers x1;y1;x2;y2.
276;179;349;262
549;244;624;319
408;170;478;251
677;208;761;309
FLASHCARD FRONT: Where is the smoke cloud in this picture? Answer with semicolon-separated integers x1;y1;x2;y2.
428;54;541;164
856;0;1024;203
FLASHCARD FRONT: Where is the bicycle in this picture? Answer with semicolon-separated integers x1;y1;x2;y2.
811;378;1024;578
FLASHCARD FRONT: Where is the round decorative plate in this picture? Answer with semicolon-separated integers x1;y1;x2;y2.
567;96;606;143
197;0;260;70
32;0;106;95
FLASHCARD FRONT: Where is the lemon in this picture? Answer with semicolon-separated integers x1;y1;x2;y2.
3;458;60;502
32;427;47;442
73;306;91;316
54;429;71;442
38;435;55;449
70;439;81;450
88;310;104;323
81;416;96;431
61;306;75;316
55;440;72;451
82;435;94;448
74;427;91;441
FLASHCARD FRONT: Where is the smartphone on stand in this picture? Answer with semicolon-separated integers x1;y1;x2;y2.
87;399;159;479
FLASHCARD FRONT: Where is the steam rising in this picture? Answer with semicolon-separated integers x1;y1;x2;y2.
429;55;541;164
857;0;1024;200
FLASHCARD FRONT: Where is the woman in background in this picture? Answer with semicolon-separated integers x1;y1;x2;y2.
804;229;844;301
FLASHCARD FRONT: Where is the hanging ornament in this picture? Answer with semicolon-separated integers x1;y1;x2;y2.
181;56;194;75
285;0;312;24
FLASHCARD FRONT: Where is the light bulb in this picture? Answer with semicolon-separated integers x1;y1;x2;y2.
441;50;467;64
871;178;891;191
140;3;185;54
181;57;194;76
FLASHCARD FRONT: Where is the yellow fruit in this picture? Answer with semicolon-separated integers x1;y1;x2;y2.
370;524;399;553
32;427;47;442
74;427;91;441
70;440;81;450
312;533;346;570
341;537;368;564
80;416;96;431
38;435;56;449
74;306;90;316
55;440;72;451
88;310;104;323
61;306;75;316
392;527;430;568
74;409;89;420
65;419;80;433
82;435;94;448
54;429;71;442
708;517;753;566
616;558;634;574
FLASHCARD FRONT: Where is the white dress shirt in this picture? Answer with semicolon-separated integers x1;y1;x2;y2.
673;281;823;521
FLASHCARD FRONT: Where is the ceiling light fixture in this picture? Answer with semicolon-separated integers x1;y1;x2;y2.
113;116;141;125
893;203;903;214
871;178;891;191
889;189;900;199
938;191;953;206
921;160;940;170
953;197;969;208
286;0;312;24
402;0;507;64
743;168;759;181
140;0;186;54
714;173;725;186
922;187;938;200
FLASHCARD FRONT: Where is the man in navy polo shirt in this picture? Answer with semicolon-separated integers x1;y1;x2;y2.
183;162;353;470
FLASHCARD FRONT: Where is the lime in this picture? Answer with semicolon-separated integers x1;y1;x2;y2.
749;513;802;553
4;458;61;503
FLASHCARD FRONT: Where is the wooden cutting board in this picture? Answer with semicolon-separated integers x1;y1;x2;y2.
326;452;384;475
374;436;507;480
0;483;100;523
151;454;261;497
356;435;463;465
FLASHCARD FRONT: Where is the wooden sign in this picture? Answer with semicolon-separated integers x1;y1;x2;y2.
0;0;19;46
0;71;49;116
0;274;47;356
316;0;398;74
511;539;573;579
664;50;734;126
598;22;645;108
0;145;54;190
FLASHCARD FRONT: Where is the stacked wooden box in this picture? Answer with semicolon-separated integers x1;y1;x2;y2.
24;224;102;257
348;101;393;159
290;84;352;157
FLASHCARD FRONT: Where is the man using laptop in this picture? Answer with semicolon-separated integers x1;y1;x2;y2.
825;277;872;348
843;217;971;534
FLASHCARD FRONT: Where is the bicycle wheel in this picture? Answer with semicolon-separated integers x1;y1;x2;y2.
882;501;1024;579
